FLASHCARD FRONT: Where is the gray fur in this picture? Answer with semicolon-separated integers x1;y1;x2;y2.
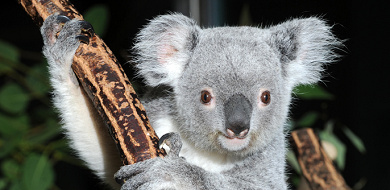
41;12;340;190
116;13;341;189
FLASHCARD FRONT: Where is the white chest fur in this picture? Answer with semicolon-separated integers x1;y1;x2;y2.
153;117;240;173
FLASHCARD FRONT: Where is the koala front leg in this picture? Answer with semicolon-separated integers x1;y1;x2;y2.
115;133;206;190
41;15;122;188
41;14;93;83
115;133;286;190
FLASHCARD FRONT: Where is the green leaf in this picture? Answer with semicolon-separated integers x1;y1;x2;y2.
28;119;61;144
297;112;319;127
26;63;50;96
294;84;334;100
343;127;366;154
9;182;22;190
1;159;20;180
84;5;109;37
0;179;7;190
0;40;19;75
0;83;30;113
319;123;346;170
286;150;301;174
50;139;70;152
0;114;29;135
0;40;19;62
0;62;12;74
0;139;19;159
21;153;54;190
0;114;28;158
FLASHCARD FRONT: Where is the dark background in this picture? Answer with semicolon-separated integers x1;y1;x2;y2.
1;0;389;189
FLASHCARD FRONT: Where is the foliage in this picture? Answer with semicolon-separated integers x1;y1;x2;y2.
0;5;109;190
288;84;366;188
0;39;60;190
1;3;365;189
84;4;110;37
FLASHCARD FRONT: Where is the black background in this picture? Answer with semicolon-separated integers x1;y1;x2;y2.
1;0;389;189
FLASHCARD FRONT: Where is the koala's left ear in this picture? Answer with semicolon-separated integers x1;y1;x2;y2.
134;13;201;87
267;17;342;88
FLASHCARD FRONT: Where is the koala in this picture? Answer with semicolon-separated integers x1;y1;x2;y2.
41;13;340;190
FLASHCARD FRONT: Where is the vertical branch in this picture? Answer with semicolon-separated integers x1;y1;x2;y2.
291;128;350;190
19;0;165;165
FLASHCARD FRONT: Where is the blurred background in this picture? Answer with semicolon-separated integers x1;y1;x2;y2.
0;0;389;189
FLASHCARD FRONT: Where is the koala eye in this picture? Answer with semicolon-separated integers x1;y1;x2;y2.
260;90;271;105
201;90;212;104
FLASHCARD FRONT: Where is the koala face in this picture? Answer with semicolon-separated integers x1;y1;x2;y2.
135;13;340;156
174;27;289;155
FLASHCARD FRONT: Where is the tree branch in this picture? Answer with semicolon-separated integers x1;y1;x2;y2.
19;0;165;165
291;128;351;190
20;2;351;188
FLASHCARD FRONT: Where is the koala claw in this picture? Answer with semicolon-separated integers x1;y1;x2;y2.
42;14;94;47
114;133;184;189
158;132;182;157
79;21;95;38
77;21;94;44
56;15;71;24
115;175;126;185
76;35;90;45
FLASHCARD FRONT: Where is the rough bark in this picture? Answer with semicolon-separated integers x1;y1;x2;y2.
19;0;165;165
291;128;351;190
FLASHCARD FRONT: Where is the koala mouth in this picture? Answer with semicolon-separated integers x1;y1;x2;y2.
218;129;250;151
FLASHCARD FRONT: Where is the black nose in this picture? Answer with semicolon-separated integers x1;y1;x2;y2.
224;93;252;138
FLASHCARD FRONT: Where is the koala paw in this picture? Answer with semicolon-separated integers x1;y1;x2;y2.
115;133;197;190
158;132;182;157
41;14;94;46
41;14;94;63
41;14;94;82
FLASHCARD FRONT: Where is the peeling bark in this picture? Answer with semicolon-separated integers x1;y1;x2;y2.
291;128;350;190
19;0;165;165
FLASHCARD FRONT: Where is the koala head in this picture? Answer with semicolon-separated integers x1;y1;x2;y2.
135;13;340;156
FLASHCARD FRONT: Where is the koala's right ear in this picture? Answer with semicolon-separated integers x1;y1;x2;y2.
134;13;201;87
267;17;342;89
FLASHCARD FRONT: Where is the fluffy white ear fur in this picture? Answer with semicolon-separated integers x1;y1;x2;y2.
268;17;342;88
134;13;200;87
